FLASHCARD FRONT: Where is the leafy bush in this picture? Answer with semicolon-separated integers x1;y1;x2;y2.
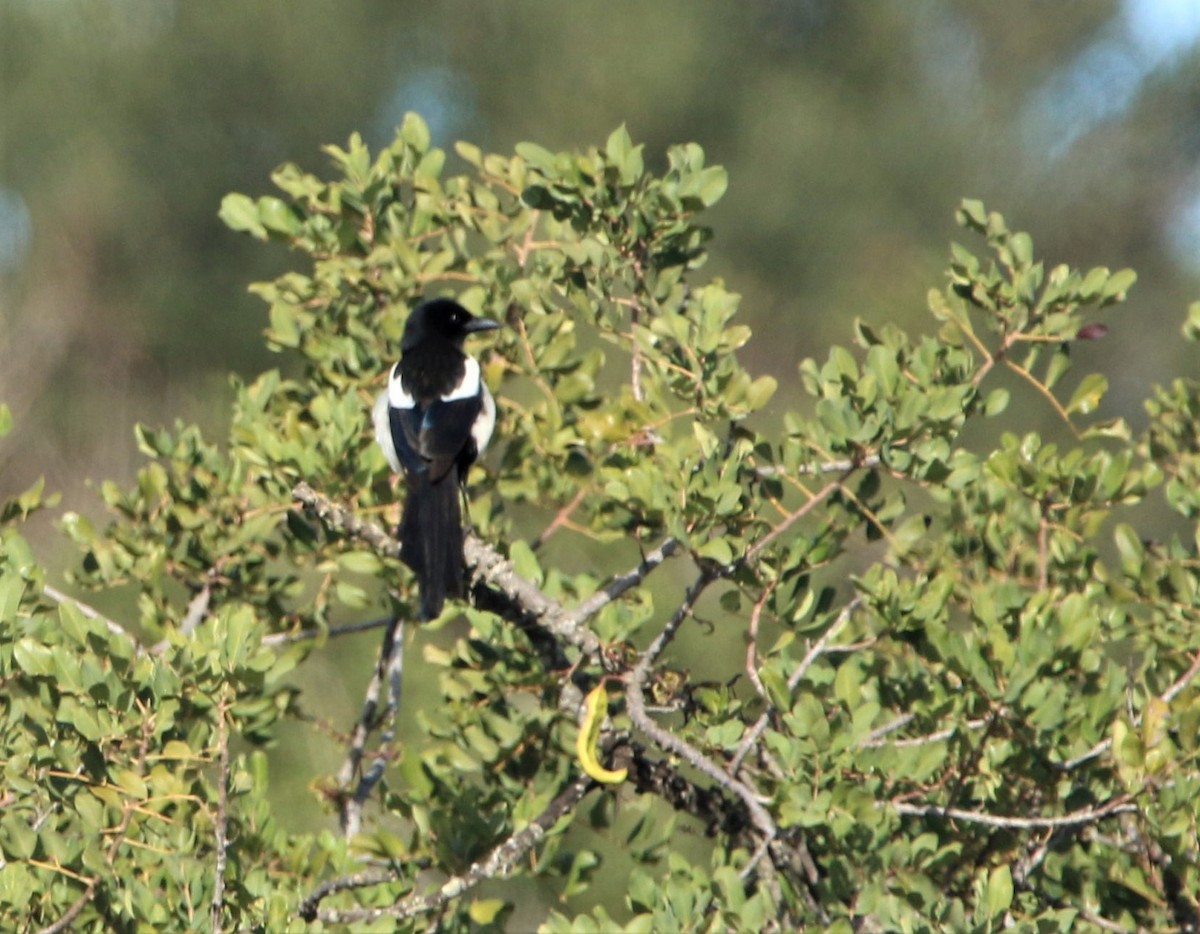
3;114;1200;931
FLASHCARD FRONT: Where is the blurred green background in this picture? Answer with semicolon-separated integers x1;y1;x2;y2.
5;3;1200;921
4;0;1200;514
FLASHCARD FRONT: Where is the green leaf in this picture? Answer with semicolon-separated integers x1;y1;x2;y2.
1183;301;1200;341
13;638;54;676
1008;231;1033;268
985;864;1013;916
696;537;734;566
689;165;729;207
605;124;643;184
745;375;778;411
1100;267;1136;305
218;192;267;239
337;550;383;575
1078;266;1110;302
957;198;987;230
257;196;298;235
509;539;543;585
982;388;1010;417
515;141;558;173
468;898;507;925
1066;373;1107;416
0;404;11;438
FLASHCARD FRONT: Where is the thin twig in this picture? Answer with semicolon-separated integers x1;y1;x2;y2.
355;620;405;817
42;584;137;647
211;698;230;934
1036;504;1050;592
745;586;773;704
262;615;394;647
567;536;681;625
1059;646;1200;771
296;870;401;921
35;718;151;934
151;583;212;654
728;597;861;775
336;617;404;839
745;480;842;564
303;775;592;924
1076;909;1132;934
891;796;1136;830
532;486;589;550
623;572;795;890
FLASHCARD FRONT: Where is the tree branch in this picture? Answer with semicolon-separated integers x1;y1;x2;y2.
210;698;230;934
729;597;861;775
262;614;393;646
336;617;404;839
291;482;598;667
42;584;139;648
291;483;685;674
892;796;1137;830
624;571;780;849
565;536;681;626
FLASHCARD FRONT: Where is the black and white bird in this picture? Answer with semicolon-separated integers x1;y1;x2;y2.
373;298;500;619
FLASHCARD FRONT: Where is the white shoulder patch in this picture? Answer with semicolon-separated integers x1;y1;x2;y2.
444;356;482;402
387;363;415;409
472;383;496;455
372;391;401;473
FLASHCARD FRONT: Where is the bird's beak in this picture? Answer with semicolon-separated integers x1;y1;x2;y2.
464;317;502;334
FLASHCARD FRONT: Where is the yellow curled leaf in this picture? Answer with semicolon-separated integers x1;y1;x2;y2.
576;684;627;784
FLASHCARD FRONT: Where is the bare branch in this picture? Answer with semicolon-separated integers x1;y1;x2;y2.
211;699;230;934
292;482;594;664
757;454;882;479
292;482;401;559
566;536;681;625
624;571;786;858
860;716;989;750
857;713;915;747
291;483;683;670
336;618;404;839
461;530;600;659
262;614;393;647
296;870;402;921
891;796;1137;830
42;584;138;647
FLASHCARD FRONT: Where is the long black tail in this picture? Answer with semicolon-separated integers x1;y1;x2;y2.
398;466;465;619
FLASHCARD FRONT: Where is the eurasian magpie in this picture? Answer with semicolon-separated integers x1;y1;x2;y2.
373;298;500;619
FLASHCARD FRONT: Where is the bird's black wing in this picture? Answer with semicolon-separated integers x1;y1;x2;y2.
388;393;484;483
388;405;429;477
416;393;484;482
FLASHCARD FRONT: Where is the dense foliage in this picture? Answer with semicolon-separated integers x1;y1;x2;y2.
3;117;1200;931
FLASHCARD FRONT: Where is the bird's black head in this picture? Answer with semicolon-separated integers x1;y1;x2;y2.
401;299;501;351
